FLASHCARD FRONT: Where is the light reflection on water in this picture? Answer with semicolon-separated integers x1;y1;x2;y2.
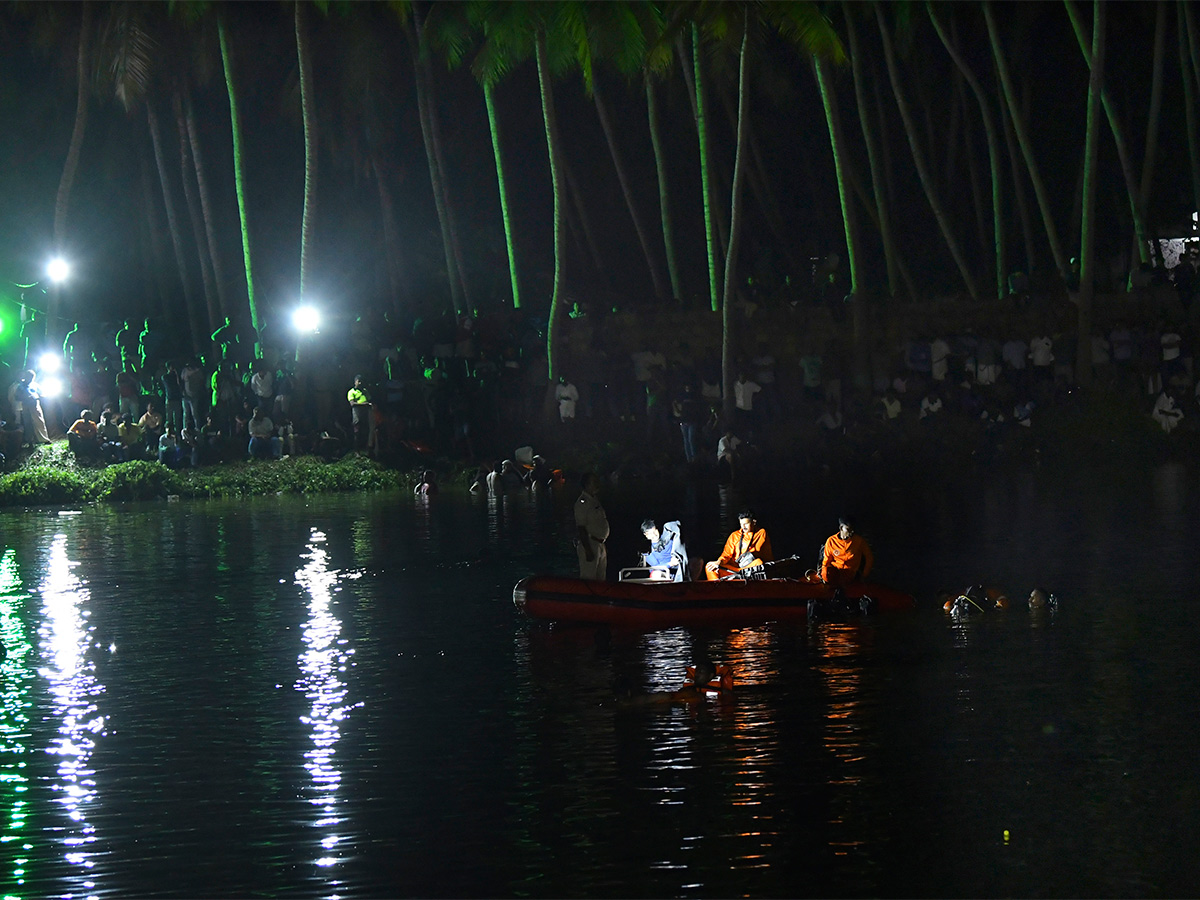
294;528;362;898
0;462;1196;897
0;550;34;896
38;535;105;900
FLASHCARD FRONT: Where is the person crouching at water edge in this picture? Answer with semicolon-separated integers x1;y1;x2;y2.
820;516;874;586
706;510;772;580
575;472;609;580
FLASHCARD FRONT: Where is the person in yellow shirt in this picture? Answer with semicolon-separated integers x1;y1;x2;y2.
347;375;372;449
820;516;874;586
705;510;772;580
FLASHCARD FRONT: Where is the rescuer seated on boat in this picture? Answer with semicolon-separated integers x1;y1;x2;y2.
819;516;873;586
622;519;690;582
705;510;772;580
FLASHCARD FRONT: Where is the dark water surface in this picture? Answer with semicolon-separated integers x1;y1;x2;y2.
1;461;1198;899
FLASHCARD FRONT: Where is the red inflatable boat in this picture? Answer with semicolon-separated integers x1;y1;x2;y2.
513;571;916;627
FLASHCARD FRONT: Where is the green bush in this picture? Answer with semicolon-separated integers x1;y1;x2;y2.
0;466;87;506
87;460;181;502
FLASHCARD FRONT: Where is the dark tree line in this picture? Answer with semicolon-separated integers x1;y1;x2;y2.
4;1;1198;401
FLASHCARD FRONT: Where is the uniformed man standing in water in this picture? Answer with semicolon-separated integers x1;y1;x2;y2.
575;472;610;580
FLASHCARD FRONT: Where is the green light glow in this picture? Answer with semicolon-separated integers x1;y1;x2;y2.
0;549;34;897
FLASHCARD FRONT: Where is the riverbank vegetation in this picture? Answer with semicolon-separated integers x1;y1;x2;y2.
0;442;410;506
0;383;1186;510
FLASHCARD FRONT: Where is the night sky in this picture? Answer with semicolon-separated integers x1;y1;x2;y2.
0;1;1193;337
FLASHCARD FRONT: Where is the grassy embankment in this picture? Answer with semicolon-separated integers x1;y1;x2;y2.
0;442;419;507
0;383;1184;510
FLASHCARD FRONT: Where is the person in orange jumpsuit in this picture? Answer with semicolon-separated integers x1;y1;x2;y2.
820;516;874;586
705;510;772;580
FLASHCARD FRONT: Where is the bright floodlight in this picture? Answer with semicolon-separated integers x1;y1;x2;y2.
40;375;63;400
46;257;70;283
38;352;61;373
293;305;320;333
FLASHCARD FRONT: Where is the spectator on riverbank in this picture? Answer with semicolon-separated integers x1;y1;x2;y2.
247;407;276;459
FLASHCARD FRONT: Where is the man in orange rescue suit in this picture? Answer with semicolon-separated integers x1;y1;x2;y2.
820;516;874;586
705;510;772;580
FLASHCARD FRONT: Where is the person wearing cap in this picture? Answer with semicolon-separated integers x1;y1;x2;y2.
574;472;609;580
706;510;772;580
820;517;874;586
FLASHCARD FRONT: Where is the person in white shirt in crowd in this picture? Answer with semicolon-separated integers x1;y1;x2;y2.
1152;388;1183;434
554;375;578;424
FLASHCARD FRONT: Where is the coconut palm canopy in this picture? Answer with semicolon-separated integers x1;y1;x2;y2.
0;1;1192;352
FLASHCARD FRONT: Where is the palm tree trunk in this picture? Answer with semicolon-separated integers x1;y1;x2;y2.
876;2;981;301
813;57;859;301
536;29;567;394
1076;0;1105;388
997;73;1037;277
722;17;750;424
715;80;797;274
959;78;991;278
847;4;900;299
593;76;668;300
562;155;606;278
646;75;683;301
174;92;220;341
147;102;204;356
1064;0;1147;266
218;11;261;357
51;0;92;340
483;79;521;309
296;0;318;302
928;2;1006;299
1139;1;1167;268
1179;3;1200;238
814;55;869;391
691;24;721;312
140;155;172;329
404;15;463;316
984;2;1070;285
184;93;230;321
371;154;407;318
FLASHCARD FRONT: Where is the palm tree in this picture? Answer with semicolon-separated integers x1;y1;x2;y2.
983;1;1070;286
1179;3;1200;239
876;1;981;301
173;91;220;338
296;0;318;304
482;78;521;308
569;2;671;302
429;1;524;310
183;90;231;324
928;2;1006;300
405;2;470;316
1139;1;1167;268
534;23;569;390
720;8;751;422
847;4;903;300
50;0;93;341
691;22;721;312
1075;0;1105;387
644;73;684;301
217;8;262;357
1063;0;1147;270
147;101;205;355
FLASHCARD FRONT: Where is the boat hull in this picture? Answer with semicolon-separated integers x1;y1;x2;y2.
513;575;915;627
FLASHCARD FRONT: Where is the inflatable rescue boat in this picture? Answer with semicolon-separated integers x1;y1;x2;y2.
514;559;915;627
